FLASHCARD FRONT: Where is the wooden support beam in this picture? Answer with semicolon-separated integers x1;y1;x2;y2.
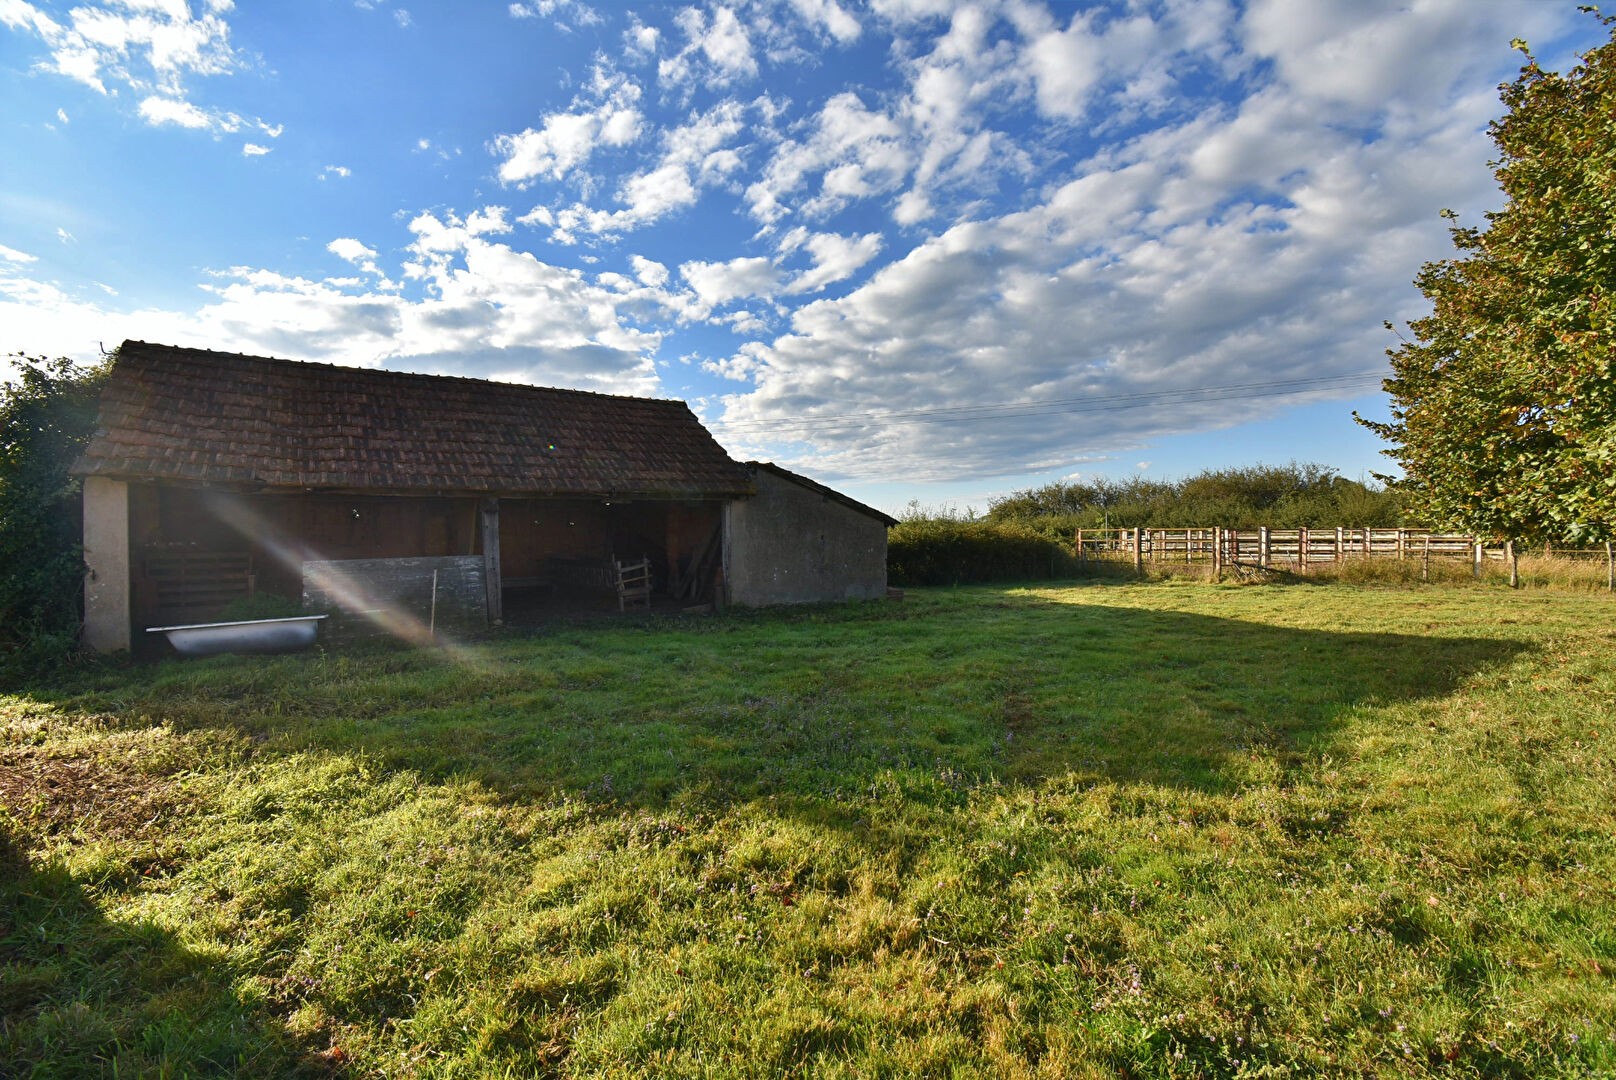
480;497;502;624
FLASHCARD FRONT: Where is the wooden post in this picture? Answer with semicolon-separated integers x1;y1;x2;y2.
1149;529;1157;564
1212;527;1223;579
1607;540;1614;593
1259;526;1270;568
1335;527;1344;562
1397;529;1406;561
1422;536;1431;582
480;497;502;624
1362;528;1371;560
1473;538;1483;580
1507;539;1519;588
1076;529;1085;566
1133;528;1144;575
1299;526;1309;572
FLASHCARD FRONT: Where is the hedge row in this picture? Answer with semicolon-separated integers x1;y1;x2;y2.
887;517;1079;586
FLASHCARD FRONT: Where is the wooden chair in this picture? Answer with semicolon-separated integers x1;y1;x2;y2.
613;555;653;612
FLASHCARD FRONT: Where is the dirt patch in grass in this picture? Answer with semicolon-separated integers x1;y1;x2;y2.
0;746;189;849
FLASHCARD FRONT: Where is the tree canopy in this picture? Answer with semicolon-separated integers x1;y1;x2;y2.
0;354;107;671
1359;13;1616;543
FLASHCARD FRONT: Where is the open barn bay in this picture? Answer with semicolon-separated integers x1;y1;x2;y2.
4;582;1614;1076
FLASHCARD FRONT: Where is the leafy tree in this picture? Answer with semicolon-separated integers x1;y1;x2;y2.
1359;13;1616;543
1;354;108;671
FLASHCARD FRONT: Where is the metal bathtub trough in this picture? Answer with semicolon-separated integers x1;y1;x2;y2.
146;615;329;657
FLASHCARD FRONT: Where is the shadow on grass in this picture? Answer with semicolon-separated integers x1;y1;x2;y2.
0;826;338;1077
21;585;1529;810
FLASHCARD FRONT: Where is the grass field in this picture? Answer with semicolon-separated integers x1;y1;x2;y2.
3;581;1615;1076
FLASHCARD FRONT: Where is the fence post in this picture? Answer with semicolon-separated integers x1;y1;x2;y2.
1133;528;1144;576
1213;527;1223;579
1507;539;1518;588
1335;526;1344;562
1259;526;1270;568
1076;529;1084;566
1473;539;1483;579
1397;529;1406;561
1607;540;1614;593
1422;536;1431;582
1299;526;1309;572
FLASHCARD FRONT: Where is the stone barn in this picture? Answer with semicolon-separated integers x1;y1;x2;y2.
723;462;896;607
75;341;891;653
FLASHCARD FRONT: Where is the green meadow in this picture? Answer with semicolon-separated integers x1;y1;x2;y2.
3;581;1614;1077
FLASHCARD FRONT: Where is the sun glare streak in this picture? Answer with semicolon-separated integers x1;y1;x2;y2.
205;495;500;671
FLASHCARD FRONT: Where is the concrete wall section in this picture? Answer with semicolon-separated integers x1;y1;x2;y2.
82;475;131;652
725;468;888;607
302;555;487;645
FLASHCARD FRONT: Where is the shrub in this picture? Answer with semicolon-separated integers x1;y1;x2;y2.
887;516;1079;586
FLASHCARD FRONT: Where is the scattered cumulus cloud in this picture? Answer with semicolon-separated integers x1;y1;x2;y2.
493;67;643;185
659;5;757;89
2;0;276;136
242;141;270;156
679;255;780;310
0;243;38;263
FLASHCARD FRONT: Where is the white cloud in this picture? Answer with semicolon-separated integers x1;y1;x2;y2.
630;254;668;286
393;8;411;28
56;228;74;244
509;0;601;29
786;0;860;43
493;69;643;185
0;243;37;263
0;207;676;395
138;95;215;129
702;340;770;381
679;255;780;309
327;238;378;263
544;98;748;238
1023;11;1104;118
319;164;352;180
747;91;909;225
55;107;69;124
659;4;757;89
242;141;270;156
622;18;660;61
782;230;883;293
4;0;271;136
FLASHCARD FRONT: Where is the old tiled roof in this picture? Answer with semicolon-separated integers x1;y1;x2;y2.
75;341;753;497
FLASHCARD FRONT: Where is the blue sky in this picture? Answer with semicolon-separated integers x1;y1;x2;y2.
0;1;1604;514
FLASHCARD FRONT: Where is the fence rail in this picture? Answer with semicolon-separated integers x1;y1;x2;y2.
1072;527;1616;585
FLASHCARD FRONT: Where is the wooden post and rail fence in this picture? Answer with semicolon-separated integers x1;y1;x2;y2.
1069;527;1616;589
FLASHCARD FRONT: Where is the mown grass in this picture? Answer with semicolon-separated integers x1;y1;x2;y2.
3;582;1615;1076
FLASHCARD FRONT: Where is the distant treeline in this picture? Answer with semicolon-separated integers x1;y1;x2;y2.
983;462;1402;532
